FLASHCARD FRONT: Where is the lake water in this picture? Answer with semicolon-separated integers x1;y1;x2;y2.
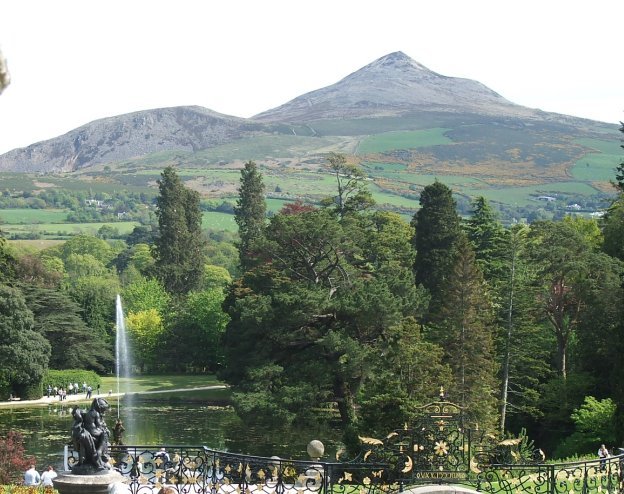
0;400;344;471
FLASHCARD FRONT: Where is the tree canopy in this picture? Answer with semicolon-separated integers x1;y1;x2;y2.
153;166;206;294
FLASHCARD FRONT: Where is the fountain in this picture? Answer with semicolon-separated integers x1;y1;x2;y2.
53;295;129;493
115;294;132;420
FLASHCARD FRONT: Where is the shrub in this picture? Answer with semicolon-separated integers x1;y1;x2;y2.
0;431;33;485
42;370;101;394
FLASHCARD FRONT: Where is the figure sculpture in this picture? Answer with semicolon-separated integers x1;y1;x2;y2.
71;398;112;473
112;418;125;446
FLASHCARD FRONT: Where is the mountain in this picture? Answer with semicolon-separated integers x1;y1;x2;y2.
0;51;615;174
0;106;279;173
253;51;537;122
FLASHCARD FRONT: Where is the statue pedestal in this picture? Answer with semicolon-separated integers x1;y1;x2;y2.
53;470;126;494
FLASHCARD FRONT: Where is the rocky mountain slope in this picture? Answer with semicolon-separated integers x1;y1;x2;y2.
0;51;613;173
0;107;276;173
253;51;537;122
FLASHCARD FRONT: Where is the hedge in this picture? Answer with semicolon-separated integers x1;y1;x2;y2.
42;370;101;395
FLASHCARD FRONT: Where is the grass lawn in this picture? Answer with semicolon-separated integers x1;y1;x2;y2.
100;374;230;402
100;374;223;394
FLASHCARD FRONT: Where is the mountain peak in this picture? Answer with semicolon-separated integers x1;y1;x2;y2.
363;51;434;74
253;51;529;123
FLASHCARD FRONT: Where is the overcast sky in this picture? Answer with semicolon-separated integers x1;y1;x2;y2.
0;0;622;155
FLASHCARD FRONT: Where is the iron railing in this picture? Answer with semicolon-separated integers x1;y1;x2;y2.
475;455;623;494
66;445;624;494
100;445;393;494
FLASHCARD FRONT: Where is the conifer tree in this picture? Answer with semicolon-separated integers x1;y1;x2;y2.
153;166;206;295
234;161;266;271
411;181;462;311
465;196;506;282
496;225;550;432
434;235;498;431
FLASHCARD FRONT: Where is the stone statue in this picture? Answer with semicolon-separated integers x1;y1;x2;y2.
112;418;125;446
71;398;112;473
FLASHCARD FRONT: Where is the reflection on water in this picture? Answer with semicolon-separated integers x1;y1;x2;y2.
0;401;343;471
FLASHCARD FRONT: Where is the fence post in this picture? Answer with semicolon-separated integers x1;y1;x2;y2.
548;463;555;494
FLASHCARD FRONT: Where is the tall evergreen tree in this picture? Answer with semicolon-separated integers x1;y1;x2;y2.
153;166;206;294
497;225;551;432
234;161;266;271
411;181;462;311
432;235;499;431
222;208;426;430
465;196;506;281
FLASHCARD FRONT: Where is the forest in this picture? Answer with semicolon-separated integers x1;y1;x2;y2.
1;138;623;460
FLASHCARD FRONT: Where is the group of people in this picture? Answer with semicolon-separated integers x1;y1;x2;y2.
23;464;57;487
46;382;101;400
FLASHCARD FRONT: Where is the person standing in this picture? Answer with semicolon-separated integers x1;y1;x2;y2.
598;444;610;471
24;464;40;486
40;465;58;486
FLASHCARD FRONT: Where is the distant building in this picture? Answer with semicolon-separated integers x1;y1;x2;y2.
85;199;104;207
536;196;556;202
566;204;582;210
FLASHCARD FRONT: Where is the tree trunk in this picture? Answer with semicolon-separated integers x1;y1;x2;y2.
499;243;516;433
334;377;358;427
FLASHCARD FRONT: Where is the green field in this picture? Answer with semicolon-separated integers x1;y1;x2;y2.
357;128;452;155
3;221;140;237
571;138;622;182
462;182;602;206
0;208;69;223
202;211;237;231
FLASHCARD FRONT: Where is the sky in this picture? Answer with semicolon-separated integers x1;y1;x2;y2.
0;0;623;155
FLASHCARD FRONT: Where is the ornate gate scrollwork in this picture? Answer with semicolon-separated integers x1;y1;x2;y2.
354;400;473;485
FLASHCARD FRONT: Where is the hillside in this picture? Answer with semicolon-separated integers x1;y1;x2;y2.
0;106;284;173
0;51;619;222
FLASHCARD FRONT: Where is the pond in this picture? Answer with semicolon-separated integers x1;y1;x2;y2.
0;399;345;472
